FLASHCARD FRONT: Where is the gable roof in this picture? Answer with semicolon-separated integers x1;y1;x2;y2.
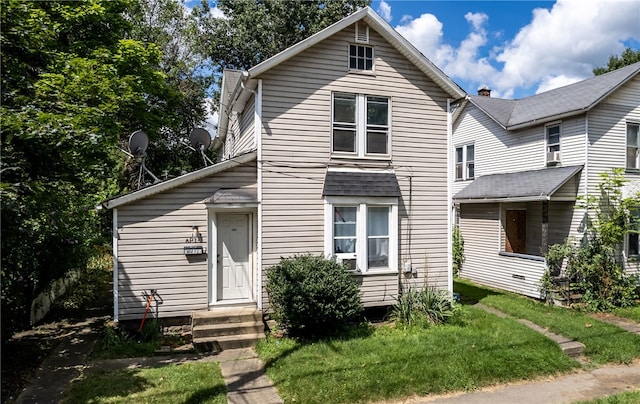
247;7;465;99
100;150;257;209
216;7;466;146
469;61;640;130
453;165;583;203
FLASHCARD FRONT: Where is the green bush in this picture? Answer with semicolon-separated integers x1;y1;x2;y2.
392;286;455;327
265;254;363;338
452;225;465;276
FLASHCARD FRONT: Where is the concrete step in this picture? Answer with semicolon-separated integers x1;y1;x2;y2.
193;333;266;351
192;321;265;339
192;307;261;326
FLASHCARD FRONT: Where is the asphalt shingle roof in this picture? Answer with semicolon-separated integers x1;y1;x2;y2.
322;171;401;197
470;61;640;129
453;165;583;202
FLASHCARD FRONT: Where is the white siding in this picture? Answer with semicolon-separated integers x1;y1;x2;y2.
459;203;547;298
116;165;257;320
257;24;452;307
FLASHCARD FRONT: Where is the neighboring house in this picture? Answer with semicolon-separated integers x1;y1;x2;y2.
452;62;640;298
101;7;466;322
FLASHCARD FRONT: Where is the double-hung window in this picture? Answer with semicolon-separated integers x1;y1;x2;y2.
326;198;397;273
332;93;390;157
628;209;640;257
626;122;640;170
455;144;474;180
546;124;561;164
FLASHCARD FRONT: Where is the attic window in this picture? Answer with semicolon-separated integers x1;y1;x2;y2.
355;21;369;43
349;44;373;71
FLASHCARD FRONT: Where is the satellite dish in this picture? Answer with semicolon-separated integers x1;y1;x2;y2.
189;128;211;151
189;128;214;167
129;130;149;156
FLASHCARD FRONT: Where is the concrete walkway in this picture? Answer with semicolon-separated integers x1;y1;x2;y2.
14;326;282;404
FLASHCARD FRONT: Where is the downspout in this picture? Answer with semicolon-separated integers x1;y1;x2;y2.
113;208;119;322
446;98;453;295
584;112;589;224
241;76;263;310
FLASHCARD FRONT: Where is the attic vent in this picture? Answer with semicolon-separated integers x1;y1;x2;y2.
355;21;369;43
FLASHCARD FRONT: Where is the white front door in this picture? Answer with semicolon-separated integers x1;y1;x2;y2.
217;213;252;301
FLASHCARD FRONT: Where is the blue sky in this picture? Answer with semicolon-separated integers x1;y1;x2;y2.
370;0;640;98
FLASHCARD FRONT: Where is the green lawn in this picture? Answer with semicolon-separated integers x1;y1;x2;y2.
62;362;226;404
612;306;640;323
576;389;640;403
454;279;640;364
257;305;578;404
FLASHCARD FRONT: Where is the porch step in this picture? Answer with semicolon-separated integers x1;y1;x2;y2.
191;307;265;352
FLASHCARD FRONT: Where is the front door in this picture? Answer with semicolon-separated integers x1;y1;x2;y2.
217;213;252;301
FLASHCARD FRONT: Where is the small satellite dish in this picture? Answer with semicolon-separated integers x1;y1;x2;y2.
129;130;149;156
189;128;214;167
189;128;211;151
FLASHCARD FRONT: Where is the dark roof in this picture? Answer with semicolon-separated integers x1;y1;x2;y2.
204;188;258;204
469;61;640;129
453;165;583;202
322;171;401;197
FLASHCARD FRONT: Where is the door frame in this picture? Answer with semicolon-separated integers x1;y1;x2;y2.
208;207;257;306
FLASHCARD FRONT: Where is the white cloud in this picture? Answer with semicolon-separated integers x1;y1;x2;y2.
377;0;392;22
495;0;640;95
395;13;448;66
535;74;585;94
209;4;226;19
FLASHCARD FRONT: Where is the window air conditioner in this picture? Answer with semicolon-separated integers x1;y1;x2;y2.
547;151;560;163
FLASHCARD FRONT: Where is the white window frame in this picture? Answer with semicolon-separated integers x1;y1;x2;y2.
627;209;640;258
626;122;640;170
324;196;398;274
348;44;374;72
455;143;474;181
331;93;391;158
546;123;561;164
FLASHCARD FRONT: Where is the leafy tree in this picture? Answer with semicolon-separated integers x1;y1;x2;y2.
542;170;639;311
193;0;370;108
593;48;640;75
0;0;207;342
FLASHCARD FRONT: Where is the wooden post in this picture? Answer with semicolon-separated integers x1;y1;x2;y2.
541;200;549;255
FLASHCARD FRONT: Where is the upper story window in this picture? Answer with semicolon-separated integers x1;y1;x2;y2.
332;93;390;158
546;124;561;165
626;122;640;170
455;144;474;180
349;44;374;71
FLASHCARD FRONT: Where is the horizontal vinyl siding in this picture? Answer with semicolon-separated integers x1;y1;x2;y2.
459;203;547;298
236;100;256;155
355;273;399;307
258;24;450;307
116;164;257;320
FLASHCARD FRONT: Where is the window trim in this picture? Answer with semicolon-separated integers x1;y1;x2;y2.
324;196;398;274
455;143;475;181
331;93;391;159
546;122;561;165
626;122;640;171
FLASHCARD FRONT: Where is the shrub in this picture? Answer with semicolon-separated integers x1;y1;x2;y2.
452;225;465;276
392;286;455;327
265;254;363;338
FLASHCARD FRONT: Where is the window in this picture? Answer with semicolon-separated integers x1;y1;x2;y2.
332;93;390;157
628;209;640;257
546;124;561;164
349;44;373;71
326;198;397;273
505;210;526;254
455;144;474;180
627;122;640;170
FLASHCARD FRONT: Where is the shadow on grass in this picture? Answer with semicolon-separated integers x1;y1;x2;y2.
183;383;227;404
454;278;503;305
64;369;149;403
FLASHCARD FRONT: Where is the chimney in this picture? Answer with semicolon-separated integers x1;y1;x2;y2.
477;84;491;97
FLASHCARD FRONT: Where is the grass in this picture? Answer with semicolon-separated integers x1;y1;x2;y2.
576;389;640;403
257;305;578;404
62;362;226;403
612;306;640;322
454;279;640;364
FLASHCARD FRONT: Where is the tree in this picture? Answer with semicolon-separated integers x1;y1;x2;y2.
193;0;370;109
593;48;640;75
0;0;206;342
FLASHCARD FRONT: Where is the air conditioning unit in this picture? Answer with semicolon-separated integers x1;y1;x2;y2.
547;151;561;163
